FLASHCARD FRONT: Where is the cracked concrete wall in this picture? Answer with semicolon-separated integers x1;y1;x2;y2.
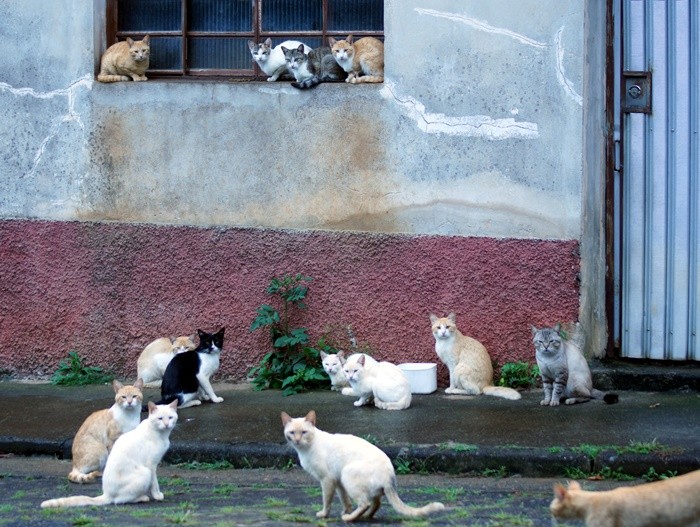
1;0;584;240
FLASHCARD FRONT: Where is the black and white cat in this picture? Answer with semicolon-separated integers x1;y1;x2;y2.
156;327;225;409
281;44;347;89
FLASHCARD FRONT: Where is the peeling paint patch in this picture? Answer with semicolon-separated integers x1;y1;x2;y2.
0;75;93;177
381;80;538;140
414;7;548;49
555;27;583;106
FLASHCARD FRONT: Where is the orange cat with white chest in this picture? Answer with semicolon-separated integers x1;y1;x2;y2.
97;36;150;83
551;471;700;527
328;35;383;84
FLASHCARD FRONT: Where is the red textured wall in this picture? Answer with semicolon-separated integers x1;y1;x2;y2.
0;220;579;383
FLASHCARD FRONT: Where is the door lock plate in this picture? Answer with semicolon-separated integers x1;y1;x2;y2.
622;71;652;114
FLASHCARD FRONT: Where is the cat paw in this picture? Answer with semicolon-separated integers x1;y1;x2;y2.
549;400;560;407
445;388;457;394
540;399;551;406
152;492;164;501
316;510;329;518
211;396;224;403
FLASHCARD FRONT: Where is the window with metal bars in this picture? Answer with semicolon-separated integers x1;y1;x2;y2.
106;0;384;79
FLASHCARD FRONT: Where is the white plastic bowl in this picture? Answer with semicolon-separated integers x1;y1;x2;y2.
398;363;437;394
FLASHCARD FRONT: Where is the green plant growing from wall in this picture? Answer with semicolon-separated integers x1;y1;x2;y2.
248;274;330;395
498;361;540;389
51;351;113;386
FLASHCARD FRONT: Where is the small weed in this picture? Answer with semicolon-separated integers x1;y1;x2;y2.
51;351;113;386
439;442;478;453
161;476;191;489
71;515;96;526
571;443;605;458
264;497;290;507
304;486;322;497
394;458;412;475
401;520;430;527
10;491;26;499
498;361;540;389
176;459;233;470
0;504;13;513
643;467;678;481
362;434;380;445
563;466;589;479
548;446;564;454
213;483;240;495
564;465;635;481
482;466;508;478
443;487;464;501
619;439;670;455
164;502;197;524
487;512;533;526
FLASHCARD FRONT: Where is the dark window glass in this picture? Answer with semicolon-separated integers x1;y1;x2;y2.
149;37;183;70
118;0;181;32
190;0;251;32
189;38;250;69
262;0;322;32
327;0;383;32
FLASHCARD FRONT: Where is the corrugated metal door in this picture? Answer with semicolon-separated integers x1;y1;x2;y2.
614;0;699;360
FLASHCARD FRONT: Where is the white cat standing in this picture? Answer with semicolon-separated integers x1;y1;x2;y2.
342;354;411;410
41;401;178;508
430;313;521;400
281;410;444;522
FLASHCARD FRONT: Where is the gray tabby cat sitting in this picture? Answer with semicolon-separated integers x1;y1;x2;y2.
532;323;618;406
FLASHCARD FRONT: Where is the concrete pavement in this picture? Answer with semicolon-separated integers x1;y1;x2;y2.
1;377;698;478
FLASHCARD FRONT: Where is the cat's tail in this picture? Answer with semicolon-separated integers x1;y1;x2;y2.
41;494;110;508
291;76;321;89
591;389;619;404
97;73;130;82
385;480;445;517
67;468;101;484
482;385;522;400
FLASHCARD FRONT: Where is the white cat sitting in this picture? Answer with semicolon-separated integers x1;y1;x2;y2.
320;351;378;394
248;38;311;81
282;410;444;522
342;354;411;410
41;400;178;508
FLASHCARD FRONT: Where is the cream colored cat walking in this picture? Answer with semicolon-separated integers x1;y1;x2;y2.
430;313;521;400
550;471;700;527
281;411;444;522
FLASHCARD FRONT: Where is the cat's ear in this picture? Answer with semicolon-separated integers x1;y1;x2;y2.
429;314;438;324
337;350;345;360
133;378;144;390
296;44;305;52
168;399;178;410
147;401;157;414
112;379;124;392
447;312;456;323
126;37;135;47
280;412;292;426
567;481;582;491
328;37;337;47
554;323;562;334
358;354;365;366
553;483;567;501
304;410;316;425
281;46;289;54
142;35;150;45
531;325;539;336
217;327;225;337
264;38;272;47
248;40;256;51
320;351;328;359
346;35;354;44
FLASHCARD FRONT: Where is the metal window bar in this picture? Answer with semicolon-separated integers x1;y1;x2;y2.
108;0;383;79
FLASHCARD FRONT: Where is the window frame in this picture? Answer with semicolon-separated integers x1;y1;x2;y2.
105;0;384;80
